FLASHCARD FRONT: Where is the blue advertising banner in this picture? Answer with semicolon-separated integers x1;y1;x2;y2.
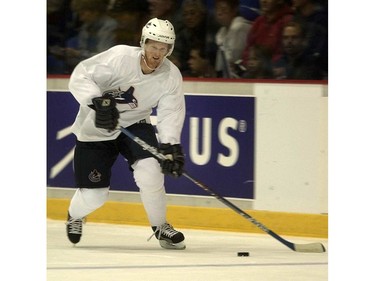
47;92;255;199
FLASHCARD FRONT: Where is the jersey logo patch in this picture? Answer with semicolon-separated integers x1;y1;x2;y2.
88;169;102;183
103;87;138;109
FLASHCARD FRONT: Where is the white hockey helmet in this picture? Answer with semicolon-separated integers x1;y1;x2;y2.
140;18;176;56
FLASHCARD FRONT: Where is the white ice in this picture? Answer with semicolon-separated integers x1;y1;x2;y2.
47;219;328;281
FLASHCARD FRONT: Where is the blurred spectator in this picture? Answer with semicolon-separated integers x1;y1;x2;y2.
242;0;293;64
173;0;219;75
108;0;149;46
47;0;81;73
291;0;328;77
292;0;327;29
272;20;324;79
239;0;261;22
214;0;252;78
185;44;217;77
48;0;117;73
234;45;273;78
48;0;68;47
47;0;328;79
146;0;183;32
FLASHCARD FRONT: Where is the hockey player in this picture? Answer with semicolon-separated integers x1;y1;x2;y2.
65;18;186;250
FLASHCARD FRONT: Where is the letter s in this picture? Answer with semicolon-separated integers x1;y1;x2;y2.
217;118;239;167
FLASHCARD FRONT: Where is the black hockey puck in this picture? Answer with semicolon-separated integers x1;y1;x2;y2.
237;252;249;257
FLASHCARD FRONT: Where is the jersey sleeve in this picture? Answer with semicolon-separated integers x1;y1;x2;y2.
156;67;186;145
68;49;116;106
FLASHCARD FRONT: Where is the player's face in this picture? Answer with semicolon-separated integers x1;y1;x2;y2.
143;40;170;69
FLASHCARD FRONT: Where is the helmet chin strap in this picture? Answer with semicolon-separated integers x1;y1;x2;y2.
142;55;157;71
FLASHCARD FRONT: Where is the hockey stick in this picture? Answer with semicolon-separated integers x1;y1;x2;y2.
120;126;326;253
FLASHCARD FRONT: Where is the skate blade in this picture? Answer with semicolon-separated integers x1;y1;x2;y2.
159;240;186;250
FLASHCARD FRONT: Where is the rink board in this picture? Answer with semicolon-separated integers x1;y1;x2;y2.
47;91;255;199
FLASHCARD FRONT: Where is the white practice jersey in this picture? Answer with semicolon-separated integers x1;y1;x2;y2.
69;45;185;144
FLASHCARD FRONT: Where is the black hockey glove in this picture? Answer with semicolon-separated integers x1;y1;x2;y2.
158;143;185;177
88;95;119;131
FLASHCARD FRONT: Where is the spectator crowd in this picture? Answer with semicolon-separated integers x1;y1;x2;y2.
47;0;328;80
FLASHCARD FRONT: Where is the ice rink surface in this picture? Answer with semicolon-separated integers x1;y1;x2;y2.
47;219;328;281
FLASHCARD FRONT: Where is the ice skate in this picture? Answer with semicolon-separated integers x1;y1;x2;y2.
66;213;85;244
149;223;186;250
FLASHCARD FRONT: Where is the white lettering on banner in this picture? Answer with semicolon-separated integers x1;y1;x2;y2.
189;117;212;165
49;116;248;179
189;117;247;167
218;117;239;167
